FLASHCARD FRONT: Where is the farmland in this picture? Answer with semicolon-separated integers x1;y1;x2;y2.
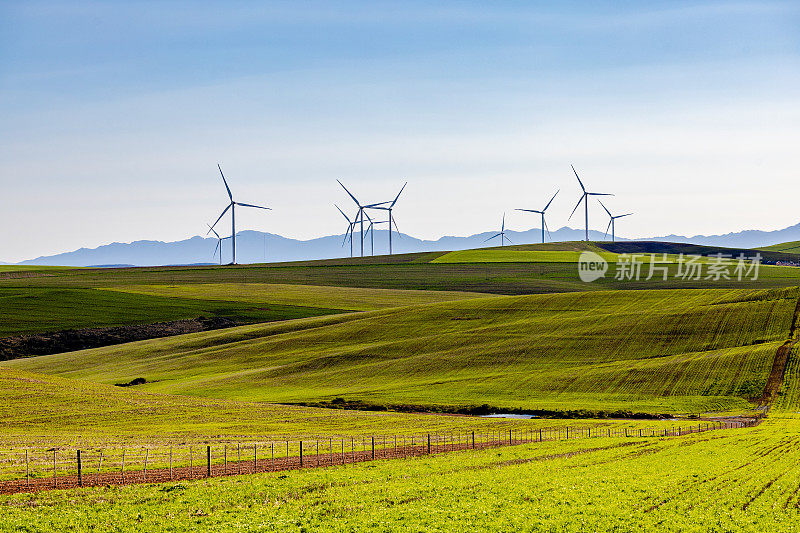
5;286;796;414
1;242;800;530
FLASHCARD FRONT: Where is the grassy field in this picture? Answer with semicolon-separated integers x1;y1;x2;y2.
7;287;795;415
0;287;348;338
1;418;798;531
101;283;490;312
761;240;800;254
2;241;799;341
1;243;800;529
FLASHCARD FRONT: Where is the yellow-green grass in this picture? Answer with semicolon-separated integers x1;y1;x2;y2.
102;283;491;312
0;287;345;338
431;249;619;263
0;265;77;273
0;367;688;450
2;418;799;531
760;240;800;254
8;287;796;414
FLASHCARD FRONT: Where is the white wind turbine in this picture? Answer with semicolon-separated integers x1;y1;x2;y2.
568;165;613;241
206;224;231;265
208;164;271;264
516;189;559;244
485;214;512;247
598;200;632;242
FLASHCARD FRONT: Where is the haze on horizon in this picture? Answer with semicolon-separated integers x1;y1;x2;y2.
1;1;798;263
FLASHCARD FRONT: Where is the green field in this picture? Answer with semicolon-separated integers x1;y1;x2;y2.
102;283;490;312
761;240;800;254
6;287;795;414
2;242;800;530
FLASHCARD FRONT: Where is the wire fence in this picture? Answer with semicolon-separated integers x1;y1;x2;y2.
0;420;753;495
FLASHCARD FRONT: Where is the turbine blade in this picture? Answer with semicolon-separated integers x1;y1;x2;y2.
544;218;552;240
206;223;220;239
543;189;559;212
364;202;390;208
605;218;612;238
390;182;408;207
568;195;584;220
571;165;586;193
617;213;633;218
485;233;501;242
337;179;360;206
588;192;614;196
208;203;232;232
502;213;505;232
218;164;233;201
335;204;352;223
392;217;401;236
235;202;271;210
504;234;514;244
515;208;542;214
598;199;612;217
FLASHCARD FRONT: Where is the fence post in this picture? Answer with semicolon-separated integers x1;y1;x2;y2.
77;450;83;487
300;441;303;467
121;449;125;483
170;447;173;480
371;437;375;460
53;449;57;489
427;434;431;454
271;442;274;471
207;446;211;477
238;444;241;475
224;445;227;475
566;427;569;440
472;431;475;449
253;444;257;473
25;450;29;490
144;449;149;483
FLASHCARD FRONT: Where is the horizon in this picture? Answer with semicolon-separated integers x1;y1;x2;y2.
2;1;799;262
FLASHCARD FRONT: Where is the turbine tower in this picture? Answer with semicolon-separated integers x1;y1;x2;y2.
485;214;512;247
365;182;407;255
568;165;613;241
208;164;271;264
598;200;632;243
516;189;559;244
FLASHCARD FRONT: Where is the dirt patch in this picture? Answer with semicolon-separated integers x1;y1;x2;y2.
0;317;237;361
759;295;800;406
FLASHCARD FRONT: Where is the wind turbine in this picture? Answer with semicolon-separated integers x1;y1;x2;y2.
516;189;559;244
366;219;389;256
208;164;271;264
365;182;407;255
206;224;231;265
568;165;613;241
335;204;357;258
337;180;387;257
598;200;632;242
485;214;512;247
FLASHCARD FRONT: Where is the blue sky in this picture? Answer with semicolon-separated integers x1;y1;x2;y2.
1;1;798;261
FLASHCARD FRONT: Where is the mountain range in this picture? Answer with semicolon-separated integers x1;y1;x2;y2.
13;222;800;267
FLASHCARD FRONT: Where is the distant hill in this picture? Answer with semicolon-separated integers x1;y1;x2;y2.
759;241;800;254
14;221;800;267
645;222;800;250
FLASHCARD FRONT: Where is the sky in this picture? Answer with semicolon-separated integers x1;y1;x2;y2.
1;1;798;262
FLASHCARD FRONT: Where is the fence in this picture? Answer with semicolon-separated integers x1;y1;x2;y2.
0;420;753;495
